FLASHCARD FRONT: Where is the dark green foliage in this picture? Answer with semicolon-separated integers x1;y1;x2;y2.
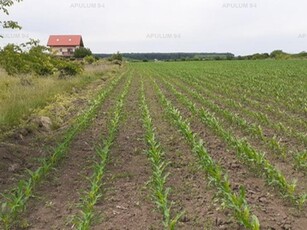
74;47;92;58
270;50;286;58
57;61;84;77
0;40;83;76
98;52;235;61
108;51;123;61
26;43;57;76
234;50;305;60
97;51;307;61
0;44;30;75
292;52;307;59
251;53;270;60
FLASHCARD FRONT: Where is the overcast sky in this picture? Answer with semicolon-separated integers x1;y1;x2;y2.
1;0;307;55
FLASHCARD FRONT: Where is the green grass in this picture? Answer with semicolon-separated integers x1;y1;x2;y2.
0;63;119;132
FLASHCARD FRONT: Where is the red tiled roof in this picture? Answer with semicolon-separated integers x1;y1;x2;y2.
47;35;84;47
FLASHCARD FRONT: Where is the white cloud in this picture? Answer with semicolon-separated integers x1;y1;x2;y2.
1;0;307;55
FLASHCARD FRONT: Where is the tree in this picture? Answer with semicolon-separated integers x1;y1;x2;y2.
73;47;92;58
0;0;23;35
109;51;123;61
270;50;285;58
251;53;269;60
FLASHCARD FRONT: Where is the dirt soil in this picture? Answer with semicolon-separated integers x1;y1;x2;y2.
1;71;307;230
0;75;114;195
155;78;307;230
18;76;127;229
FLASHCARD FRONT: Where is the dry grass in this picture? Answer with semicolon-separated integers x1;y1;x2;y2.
0;61;119;132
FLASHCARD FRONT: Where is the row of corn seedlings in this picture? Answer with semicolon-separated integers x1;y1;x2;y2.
151;61;307;129
165;73;307;170
178;72;307;145
173;68;307;141
194;69;306;119
170;63;306;121
161;76;289;159
196;72;307;132
73;76;132;230
151;78;260;230
140;81;183;229
156;77;307;207
139;63;307;173
0;72;126;229
293;151;307;171
154;63;306;135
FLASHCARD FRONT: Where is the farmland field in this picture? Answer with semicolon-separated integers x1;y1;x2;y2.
1;60;307;229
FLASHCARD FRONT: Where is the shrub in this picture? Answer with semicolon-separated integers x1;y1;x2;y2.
0;40;84;77
57;61;84;78
84;55;96;64
27;44;56;75
108;52;123;61
0;44;31;75
74;47;92;58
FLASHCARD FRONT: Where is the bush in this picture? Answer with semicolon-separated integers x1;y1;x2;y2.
0;40;84;77
84;55;96;64
270;50;291;59
57;61;84;78
27;44;57;75
108;52;123;61
74;47;92;58
0;44;31;75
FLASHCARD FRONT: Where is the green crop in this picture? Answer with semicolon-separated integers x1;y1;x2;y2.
0;72;126;229
151;78;260;230
156;74;306;206
74;76;132;230
140;81;184;229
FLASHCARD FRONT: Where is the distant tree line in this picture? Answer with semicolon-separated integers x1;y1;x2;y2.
236;50;307;60
96;51;307;62
96;52;235;61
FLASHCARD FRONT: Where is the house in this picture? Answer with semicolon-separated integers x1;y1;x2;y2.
47;35;84;57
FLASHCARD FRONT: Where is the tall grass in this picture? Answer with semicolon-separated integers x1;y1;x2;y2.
0;63;118;132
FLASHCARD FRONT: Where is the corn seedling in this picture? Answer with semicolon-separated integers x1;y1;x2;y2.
152;79;260;230
74;77;131;230
140;81;183;229
158;77;306;206
0;72;126;229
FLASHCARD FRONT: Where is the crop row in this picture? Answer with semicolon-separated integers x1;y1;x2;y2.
140;81;183;229
167;73;307;170
162;76;289;158
181;71;307;134
151;78;260;229
155;77;307;207
159;62;306;118
74;76;132;229
194;70;306;117
152;63;307;136
0;72;126;229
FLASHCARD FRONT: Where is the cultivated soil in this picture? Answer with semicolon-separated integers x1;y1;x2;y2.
1;67;307;230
